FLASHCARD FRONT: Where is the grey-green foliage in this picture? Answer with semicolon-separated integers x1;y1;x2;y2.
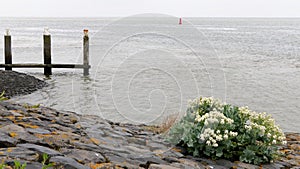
167;97;286;165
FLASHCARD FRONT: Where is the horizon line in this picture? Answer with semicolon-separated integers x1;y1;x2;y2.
1;16;300;18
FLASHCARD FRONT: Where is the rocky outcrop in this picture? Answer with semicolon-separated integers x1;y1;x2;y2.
0;70;47;98
0;101;299;169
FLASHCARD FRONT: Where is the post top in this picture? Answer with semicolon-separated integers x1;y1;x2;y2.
44;28;50;35
5;29;10;36
84;29;88;36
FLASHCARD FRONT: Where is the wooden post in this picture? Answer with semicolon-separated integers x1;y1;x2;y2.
43;28;52;76
83;29;89;76
4;29;12;71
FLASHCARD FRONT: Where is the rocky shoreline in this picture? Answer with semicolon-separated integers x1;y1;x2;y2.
0;70;47;98
0;101;299;169
0;71;299;168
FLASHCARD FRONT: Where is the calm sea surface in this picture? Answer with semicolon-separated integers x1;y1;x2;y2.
0;17;299;132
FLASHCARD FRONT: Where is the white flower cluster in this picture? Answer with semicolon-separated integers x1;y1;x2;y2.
188;97;223;114
240;107;287;145
195;110;234;125
199;128;238;147
244;120;266;135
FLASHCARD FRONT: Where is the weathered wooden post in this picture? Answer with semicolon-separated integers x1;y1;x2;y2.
4;29;12;71
43;28;52;76
83;29;89;76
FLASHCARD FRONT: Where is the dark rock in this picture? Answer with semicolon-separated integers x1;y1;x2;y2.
0;102;27;112
216;159;235;168
26;128;51;134
170;162;205;169
50;156;90;169
162;157;180;163
60;148;106;164
25;162;44;169
262;163;286;169
17;143;62;156
234;161;258;169
127;137;147;146
177;158;206;169
129;154;168;165
0;132;17;148
147;141;170;151
0;70;47;98
0;147;38;161
149;164;181;169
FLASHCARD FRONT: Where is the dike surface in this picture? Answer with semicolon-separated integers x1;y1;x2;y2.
0;101;299;169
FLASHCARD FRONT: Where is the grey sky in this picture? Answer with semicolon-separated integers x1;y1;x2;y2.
0;0;299;17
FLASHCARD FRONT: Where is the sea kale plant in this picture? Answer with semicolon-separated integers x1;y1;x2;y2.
167;97;286;165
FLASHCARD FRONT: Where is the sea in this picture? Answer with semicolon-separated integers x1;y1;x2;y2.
0;16;299;132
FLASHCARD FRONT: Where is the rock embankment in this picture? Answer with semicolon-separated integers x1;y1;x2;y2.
0;101;299;169
0;70;47;98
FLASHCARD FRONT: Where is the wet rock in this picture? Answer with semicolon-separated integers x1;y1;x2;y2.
0;70;47;98
177;158;205;169
216;159;235;168
26;128;51;134
147;141;170;151
149;164;181;169
0;132;17;147
50;156;89;169
262;162;286;169
25;162;44;169
129;154;169;166
162;157;180;163
60;148;106;164
234;161;258;169
17;144;62;157
0;147;38;161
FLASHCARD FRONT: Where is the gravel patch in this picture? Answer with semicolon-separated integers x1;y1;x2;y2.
0;70;47;98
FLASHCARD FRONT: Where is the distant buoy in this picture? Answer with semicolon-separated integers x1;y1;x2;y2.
179;18;182;25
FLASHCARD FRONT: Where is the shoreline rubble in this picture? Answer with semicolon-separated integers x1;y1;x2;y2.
0;70;47;98
0;101;299;169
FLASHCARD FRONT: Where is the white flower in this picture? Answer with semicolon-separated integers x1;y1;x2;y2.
229;131;238;137
223;134;228;139
216;135;223;141
282;140;287;145
212;139;216;144
204;120;209;125
267;133;272;138
245;120;251;125
220;119;225;124
216;130;220;134
212;143;218;147
199;134;205;141
225;130;228;134
272;140;277;144
206;140;211;146
245;125;251;130
278;136;285;141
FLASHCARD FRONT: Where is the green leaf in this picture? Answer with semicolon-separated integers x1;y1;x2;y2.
216;147;224;157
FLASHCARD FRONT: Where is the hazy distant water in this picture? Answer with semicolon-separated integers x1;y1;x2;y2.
0;17;299;132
